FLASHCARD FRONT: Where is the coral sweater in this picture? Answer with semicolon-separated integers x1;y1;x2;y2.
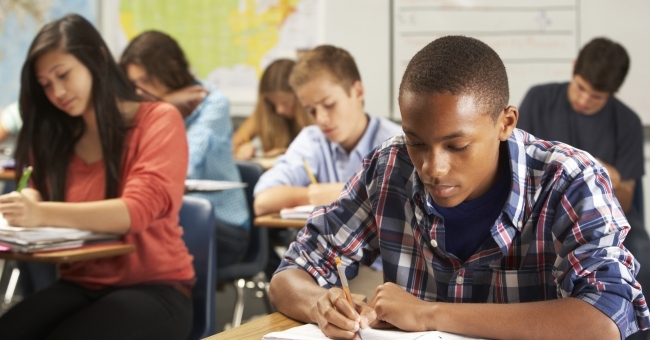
59;102;195;289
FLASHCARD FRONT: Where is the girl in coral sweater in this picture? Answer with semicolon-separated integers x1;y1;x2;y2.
0;14;195;340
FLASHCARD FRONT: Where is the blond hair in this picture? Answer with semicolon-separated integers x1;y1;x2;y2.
255;59;312;152
289;45;361;94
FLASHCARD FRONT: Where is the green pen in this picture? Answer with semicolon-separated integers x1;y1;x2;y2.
17;166;33;192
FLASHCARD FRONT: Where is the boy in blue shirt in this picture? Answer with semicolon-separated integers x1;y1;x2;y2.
253;45;402;216
269;36;649;339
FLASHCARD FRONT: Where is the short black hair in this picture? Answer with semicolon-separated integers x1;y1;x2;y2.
574;37;629;93
399;36;509;121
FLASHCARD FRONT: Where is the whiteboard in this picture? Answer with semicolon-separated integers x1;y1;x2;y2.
392;0;650;124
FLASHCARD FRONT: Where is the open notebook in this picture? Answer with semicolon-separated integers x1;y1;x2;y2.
263;324;482;340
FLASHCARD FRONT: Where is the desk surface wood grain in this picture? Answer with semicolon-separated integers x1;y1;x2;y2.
206;294;367;339
254;214;306;228
206;312;302;340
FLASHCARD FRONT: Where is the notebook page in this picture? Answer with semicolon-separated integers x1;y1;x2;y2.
262;324;480;340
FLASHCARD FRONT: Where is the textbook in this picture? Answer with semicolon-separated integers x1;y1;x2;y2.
0;218;119;253
263;323;481;340
279;205;315;220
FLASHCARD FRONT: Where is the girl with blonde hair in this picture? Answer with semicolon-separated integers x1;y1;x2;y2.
233;59;312;159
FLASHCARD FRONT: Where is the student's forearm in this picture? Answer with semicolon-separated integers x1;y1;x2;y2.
232;116;257;148
37;199;131;234
430;298;619;340
254;186;310;216
270;268;329;324
615;180;635;214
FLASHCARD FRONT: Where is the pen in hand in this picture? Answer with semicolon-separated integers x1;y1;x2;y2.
17;166;33;192
335;257;364;340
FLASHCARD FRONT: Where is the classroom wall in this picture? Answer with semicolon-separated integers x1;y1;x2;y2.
51;0;650;122
322;0;391;119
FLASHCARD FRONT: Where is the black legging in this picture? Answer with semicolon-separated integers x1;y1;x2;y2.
0;280;193;340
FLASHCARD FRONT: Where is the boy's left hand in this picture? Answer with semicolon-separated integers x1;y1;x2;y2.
368;282;434;332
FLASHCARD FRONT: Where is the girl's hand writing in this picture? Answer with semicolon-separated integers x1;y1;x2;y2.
0;188;44;227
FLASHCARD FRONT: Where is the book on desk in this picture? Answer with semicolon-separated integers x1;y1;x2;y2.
279;205;315;220
0;218;119;253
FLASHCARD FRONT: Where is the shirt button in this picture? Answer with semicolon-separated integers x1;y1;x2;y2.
430;239;438;247
456;276;464;285
517;221;523;228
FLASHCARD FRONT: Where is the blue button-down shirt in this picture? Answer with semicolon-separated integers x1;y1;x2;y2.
277;129;650;338
254;114;402;195
185;85;249;229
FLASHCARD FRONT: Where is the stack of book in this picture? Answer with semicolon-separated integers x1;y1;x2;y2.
280;205;316;220
0;218;119;253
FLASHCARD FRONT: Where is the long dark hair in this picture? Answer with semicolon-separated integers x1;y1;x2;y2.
119;30;195;91
16;14;140;201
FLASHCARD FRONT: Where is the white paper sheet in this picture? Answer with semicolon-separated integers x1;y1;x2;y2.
263;324;482;340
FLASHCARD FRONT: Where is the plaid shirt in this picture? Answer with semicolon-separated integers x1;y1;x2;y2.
277;129;650;338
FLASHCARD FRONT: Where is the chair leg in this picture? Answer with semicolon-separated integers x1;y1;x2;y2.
231;278;246;327
3;268;19;308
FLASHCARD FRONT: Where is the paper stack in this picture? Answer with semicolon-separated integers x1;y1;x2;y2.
0;218;119;253
280;205;316;220
184;179;247;192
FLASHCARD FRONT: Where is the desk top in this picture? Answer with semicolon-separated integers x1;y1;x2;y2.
207;294;366;340
0;243;135;264
254;214;306;229
250;156;280;171
0;169;15;181
206;312;302;340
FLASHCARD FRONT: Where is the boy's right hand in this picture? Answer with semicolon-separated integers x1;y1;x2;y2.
312;287;376;339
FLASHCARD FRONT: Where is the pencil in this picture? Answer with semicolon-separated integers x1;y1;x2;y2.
302;158;318;184
335;257;364;340
17;166;33;192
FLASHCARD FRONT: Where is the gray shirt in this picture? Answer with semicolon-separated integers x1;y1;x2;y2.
518;82;644;181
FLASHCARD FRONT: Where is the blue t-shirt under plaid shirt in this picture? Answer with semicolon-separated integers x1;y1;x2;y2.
277;129;650;338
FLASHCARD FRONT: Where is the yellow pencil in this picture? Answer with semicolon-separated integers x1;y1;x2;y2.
335;257;364;340
302;158;317;184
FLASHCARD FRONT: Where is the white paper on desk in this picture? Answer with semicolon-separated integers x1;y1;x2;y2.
184;179;247;191
262;324;481;340
0;217;92;241
280;205;315;220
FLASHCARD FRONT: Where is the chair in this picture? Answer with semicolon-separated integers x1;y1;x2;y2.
179;196;218;340
217;161;270;327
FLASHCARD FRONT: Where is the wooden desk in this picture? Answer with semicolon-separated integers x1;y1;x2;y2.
206;312;301;340
0;169;15;181
250;156;280;171
254;214;306;229
207;294;366;340
0;243;135;264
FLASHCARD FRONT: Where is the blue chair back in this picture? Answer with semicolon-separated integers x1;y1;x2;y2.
218;161;268;280
179;196;217;340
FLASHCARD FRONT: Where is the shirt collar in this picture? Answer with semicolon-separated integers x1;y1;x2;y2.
328;114;379;158
409;129;529;231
